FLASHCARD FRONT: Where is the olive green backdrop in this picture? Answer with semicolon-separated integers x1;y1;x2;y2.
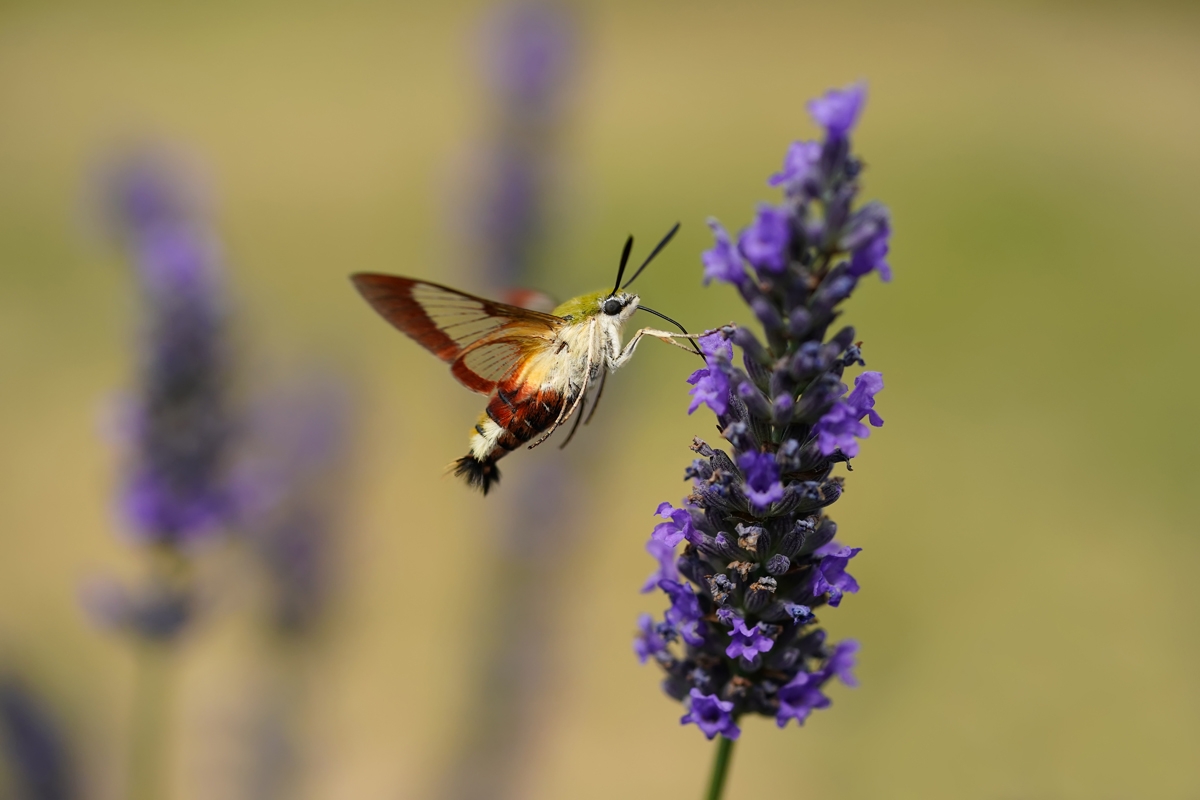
2;1;1198;798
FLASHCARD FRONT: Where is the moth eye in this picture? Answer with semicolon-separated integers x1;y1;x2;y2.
602;297;623;316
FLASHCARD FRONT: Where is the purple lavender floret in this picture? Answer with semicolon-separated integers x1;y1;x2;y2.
687;331;733;416
652;502;700;547
737;451;785;510
660;579;708;647
701;219;746;287
681;690;741;741
809;543;862;607
769;140;822;197
642;536;681;593
738;204;791;274
813;371;884;457
636;84;891;739
634;614;668;664
807;82;866;141
725;619;774;661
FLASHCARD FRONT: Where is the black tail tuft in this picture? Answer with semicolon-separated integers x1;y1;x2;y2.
452;455;501;495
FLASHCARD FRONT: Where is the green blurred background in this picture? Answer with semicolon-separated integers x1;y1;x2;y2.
2;0;1199;797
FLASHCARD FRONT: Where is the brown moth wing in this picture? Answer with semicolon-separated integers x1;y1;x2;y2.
350;273;565;394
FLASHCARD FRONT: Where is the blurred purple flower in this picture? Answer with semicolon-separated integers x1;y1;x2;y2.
102;151;234;547
768;140;822;195
775;670;831;728
483;2;576;118
845;204;892;282
701;219;746;286
233;374;355;634
641;536;680;593
634;614;668;664
681;690;740;741
807;82;867;141
738;204;791;274
824;640;860;687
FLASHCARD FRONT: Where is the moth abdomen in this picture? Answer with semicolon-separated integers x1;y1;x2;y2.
452;454;500;495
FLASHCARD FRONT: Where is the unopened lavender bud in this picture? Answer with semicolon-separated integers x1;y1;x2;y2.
713;533;742;562
736;382;773;419
803;518;838;556
788;306;812;339
772;392;795;425
678;552;710;586
731;327;771;366
750;296;784;333
765;554;791;576
778;517;815;558
829;325;856;351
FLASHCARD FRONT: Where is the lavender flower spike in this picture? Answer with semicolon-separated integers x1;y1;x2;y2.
636;84;891;766
85;148;237;643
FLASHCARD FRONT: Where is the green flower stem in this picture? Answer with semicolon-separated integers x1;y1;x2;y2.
704;735;737;800
129;641;173;800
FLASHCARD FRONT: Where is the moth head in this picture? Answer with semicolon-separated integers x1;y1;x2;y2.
601;291;639;322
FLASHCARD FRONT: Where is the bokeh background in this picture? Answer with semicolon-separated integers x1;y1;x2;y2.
2;0;1199;798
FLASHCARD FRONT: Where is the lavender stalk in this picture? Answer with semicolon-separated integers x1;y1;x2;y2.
0;677;76;800
233;374;354;800
635;84;890;795
86;149;236;800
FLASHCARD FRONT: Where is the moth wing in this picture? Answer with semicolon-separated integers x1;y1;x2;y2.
450;332;551;393
350;273;564;394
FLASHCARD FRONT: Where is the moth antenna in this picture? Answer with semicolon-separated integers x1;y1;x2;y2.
612;235;634;296
621;222;681;290
637;304;704;356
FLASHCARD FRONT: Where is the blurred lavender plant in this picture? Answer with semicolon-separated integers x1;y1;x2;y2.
0;678;75;800
636;84;889;796
470;1;576;291
228;374;354;800
235;374;352;637
85;148;235;641
84;147;238;800
437;5;579;800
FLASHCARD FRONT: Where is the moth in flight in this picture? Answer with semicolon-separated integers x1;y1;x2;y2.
350;224;700;494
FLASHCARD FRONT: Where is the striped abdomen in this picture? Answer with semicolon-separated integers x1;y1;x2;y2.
453;374;575;494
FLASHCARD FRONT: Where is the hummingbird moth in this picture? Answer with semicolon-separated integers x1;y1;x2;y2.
351;224;699;494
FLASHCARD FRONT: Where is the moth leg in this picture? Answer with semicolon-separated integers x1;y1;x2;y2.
582;368;608;425
610;328;699;369
528;345;593;450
